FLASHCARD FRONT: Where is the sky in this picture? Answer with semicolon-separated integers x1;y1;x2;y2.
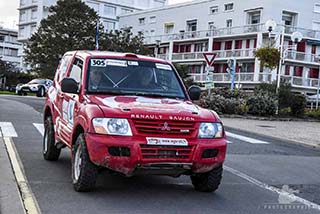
0;0;192;30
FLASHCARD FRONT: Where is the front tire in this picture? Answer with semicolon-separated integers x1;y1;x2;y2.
43;117;61;160
190;165;223;192
72;134;98;192
37;87;45;97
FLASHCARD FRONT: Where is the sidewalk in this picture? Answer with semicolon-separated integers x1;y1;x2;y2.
0;138;25;214
222;117;320;148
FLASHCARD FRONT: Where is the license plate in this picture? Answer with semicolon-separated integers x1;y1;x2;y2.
146;137;188;146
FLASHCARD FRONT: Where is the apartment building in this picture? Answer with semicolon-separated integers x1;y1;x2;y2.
17;0;167;70
18;0;167;42
0;27;22;68
119;0;320;94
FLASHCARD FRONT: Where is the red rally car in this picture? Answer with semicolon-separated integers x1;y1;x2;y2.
43;50;227;192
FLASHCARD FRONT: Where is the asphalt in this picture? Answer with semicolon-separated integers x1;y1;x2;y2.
221;117;320;149
1;115;319;214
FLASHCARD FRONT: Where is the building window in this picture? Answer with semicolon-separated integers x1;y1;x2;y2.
20;10;27;22
226;19;233;28
19;27;26;37
314;4;320;13
282;11;297;26
208;22;215;31
209;6;218;14
20;0;26;6
149;16;156;24
164;23;174;34
150;30;155;37
187;19;197;32
103;21;115;31
247;11;260;24
139;17;145;25
224;3;234;11
104;5;116;16
31;24;37;34
31;8;37;20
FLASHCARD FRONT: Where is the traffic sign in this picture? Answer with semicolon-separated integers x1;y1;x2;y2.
203;53;217;66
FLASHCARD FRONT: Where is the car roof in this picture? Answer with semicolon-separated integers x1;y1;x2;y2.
65;50;170;64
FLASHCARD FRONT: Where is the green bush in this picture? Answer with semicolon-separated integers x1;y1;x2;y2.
290;94;306;117
305;108;320;119
279;107;291;115
247;94;277;116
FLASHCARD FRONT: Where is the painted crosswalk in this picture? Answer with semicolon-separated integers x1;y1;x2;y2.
0;122;18;137
0;122;270;145
226;131;270;144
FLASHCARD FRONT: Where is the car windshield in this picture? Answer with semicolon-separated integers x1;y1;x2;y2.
86;58;187;99
28;79;46;84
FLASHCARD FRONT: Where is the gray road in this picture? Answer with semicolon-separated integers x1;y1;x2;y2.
1;95;320;214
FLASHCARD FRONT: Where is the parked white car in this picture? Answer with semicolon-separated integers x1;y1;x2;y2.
16;79;53;97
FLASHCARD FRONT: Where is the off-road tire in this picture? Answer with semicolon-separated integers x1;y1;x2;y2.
37;86;45;97
43;117;61;160
72;134;98;192
190;165;223;192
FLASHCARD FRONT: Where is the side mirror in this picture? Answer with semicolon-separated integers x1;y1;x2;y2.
61;78;79;94
188;85;201;101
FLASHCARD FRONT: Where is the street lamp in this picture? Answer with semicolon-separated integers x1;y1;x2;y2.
237;62;243;89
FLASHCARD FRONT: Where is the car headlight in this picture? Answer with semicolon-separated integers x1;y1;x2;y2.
92;118;132;136
198;122;223;138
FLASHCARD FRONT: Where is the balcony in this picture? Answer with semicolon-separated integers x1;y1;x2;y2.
144;24;264;44
282;75;319;89
285;50;320;65
165;49;256;62
188;72;260;83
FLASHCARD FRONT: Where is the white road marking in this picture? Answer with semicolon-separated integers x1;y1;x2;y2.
0;122;18;137
3;137;40;214
224;165;320;211
227;140;233;144
33;123;44;136
226;131;270;144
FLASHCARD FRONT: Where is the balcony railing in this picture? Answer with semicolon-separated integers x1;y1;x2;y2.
144;23;320;45
188;73;320;90
282;75;319;88
188;72;259;83
285;50;320;64
168;49;256;61
144;24;264;44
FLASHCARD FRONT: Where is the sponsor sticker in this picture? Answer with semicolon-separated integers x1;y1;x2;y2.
155;63;172;70
128;61;139;66
91;59;106;67
146;137;188;146
105;59;127;67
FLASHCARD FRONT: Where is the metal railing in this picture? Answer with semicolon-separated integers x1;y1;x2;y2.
188;72;258;83
285;50;320;64
144;24;264;44
282;75;319;88
144;23;320;44
168;49;256;61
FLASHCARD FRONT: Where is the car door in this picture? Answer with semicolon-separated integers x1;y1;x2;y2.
59;57;84;147
50;53;74;144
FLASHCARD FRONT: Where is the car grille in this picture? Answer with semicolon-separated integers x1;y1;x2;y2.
132;119;196;136
140;144;193;160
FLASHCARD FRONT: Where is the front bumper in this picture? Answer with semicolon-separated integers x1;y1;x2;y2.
85;133;227;176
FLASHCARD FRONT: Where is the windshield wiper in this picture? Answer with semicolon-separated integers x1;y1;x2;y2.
131;92;185;100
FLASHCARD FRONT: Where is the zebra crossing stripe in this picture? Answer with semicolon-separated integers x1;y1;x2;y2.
33;123;44;137
226;131;270;144
0;122;18;137
227;140;233;144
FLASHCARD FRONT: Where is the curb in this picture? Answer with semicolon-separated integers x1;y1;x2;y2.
0;138;25;214
221;114;320;123
225;126;320;150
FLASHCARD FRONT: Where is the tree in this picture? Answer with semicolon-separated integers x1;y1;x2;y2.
254;47;280;70
173;63;194;89
99;27;151;55
24;0;101;78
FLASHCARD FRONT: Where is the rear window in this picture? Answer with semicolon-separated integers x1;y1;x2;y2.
86;58;186;99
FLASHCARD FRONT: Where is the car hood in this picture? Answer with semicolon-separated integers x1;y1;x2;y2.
86;95;218;122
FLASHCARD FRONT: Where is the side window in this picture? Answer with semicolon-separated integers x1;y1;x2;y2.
58;55;72;82
69;58;83;83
